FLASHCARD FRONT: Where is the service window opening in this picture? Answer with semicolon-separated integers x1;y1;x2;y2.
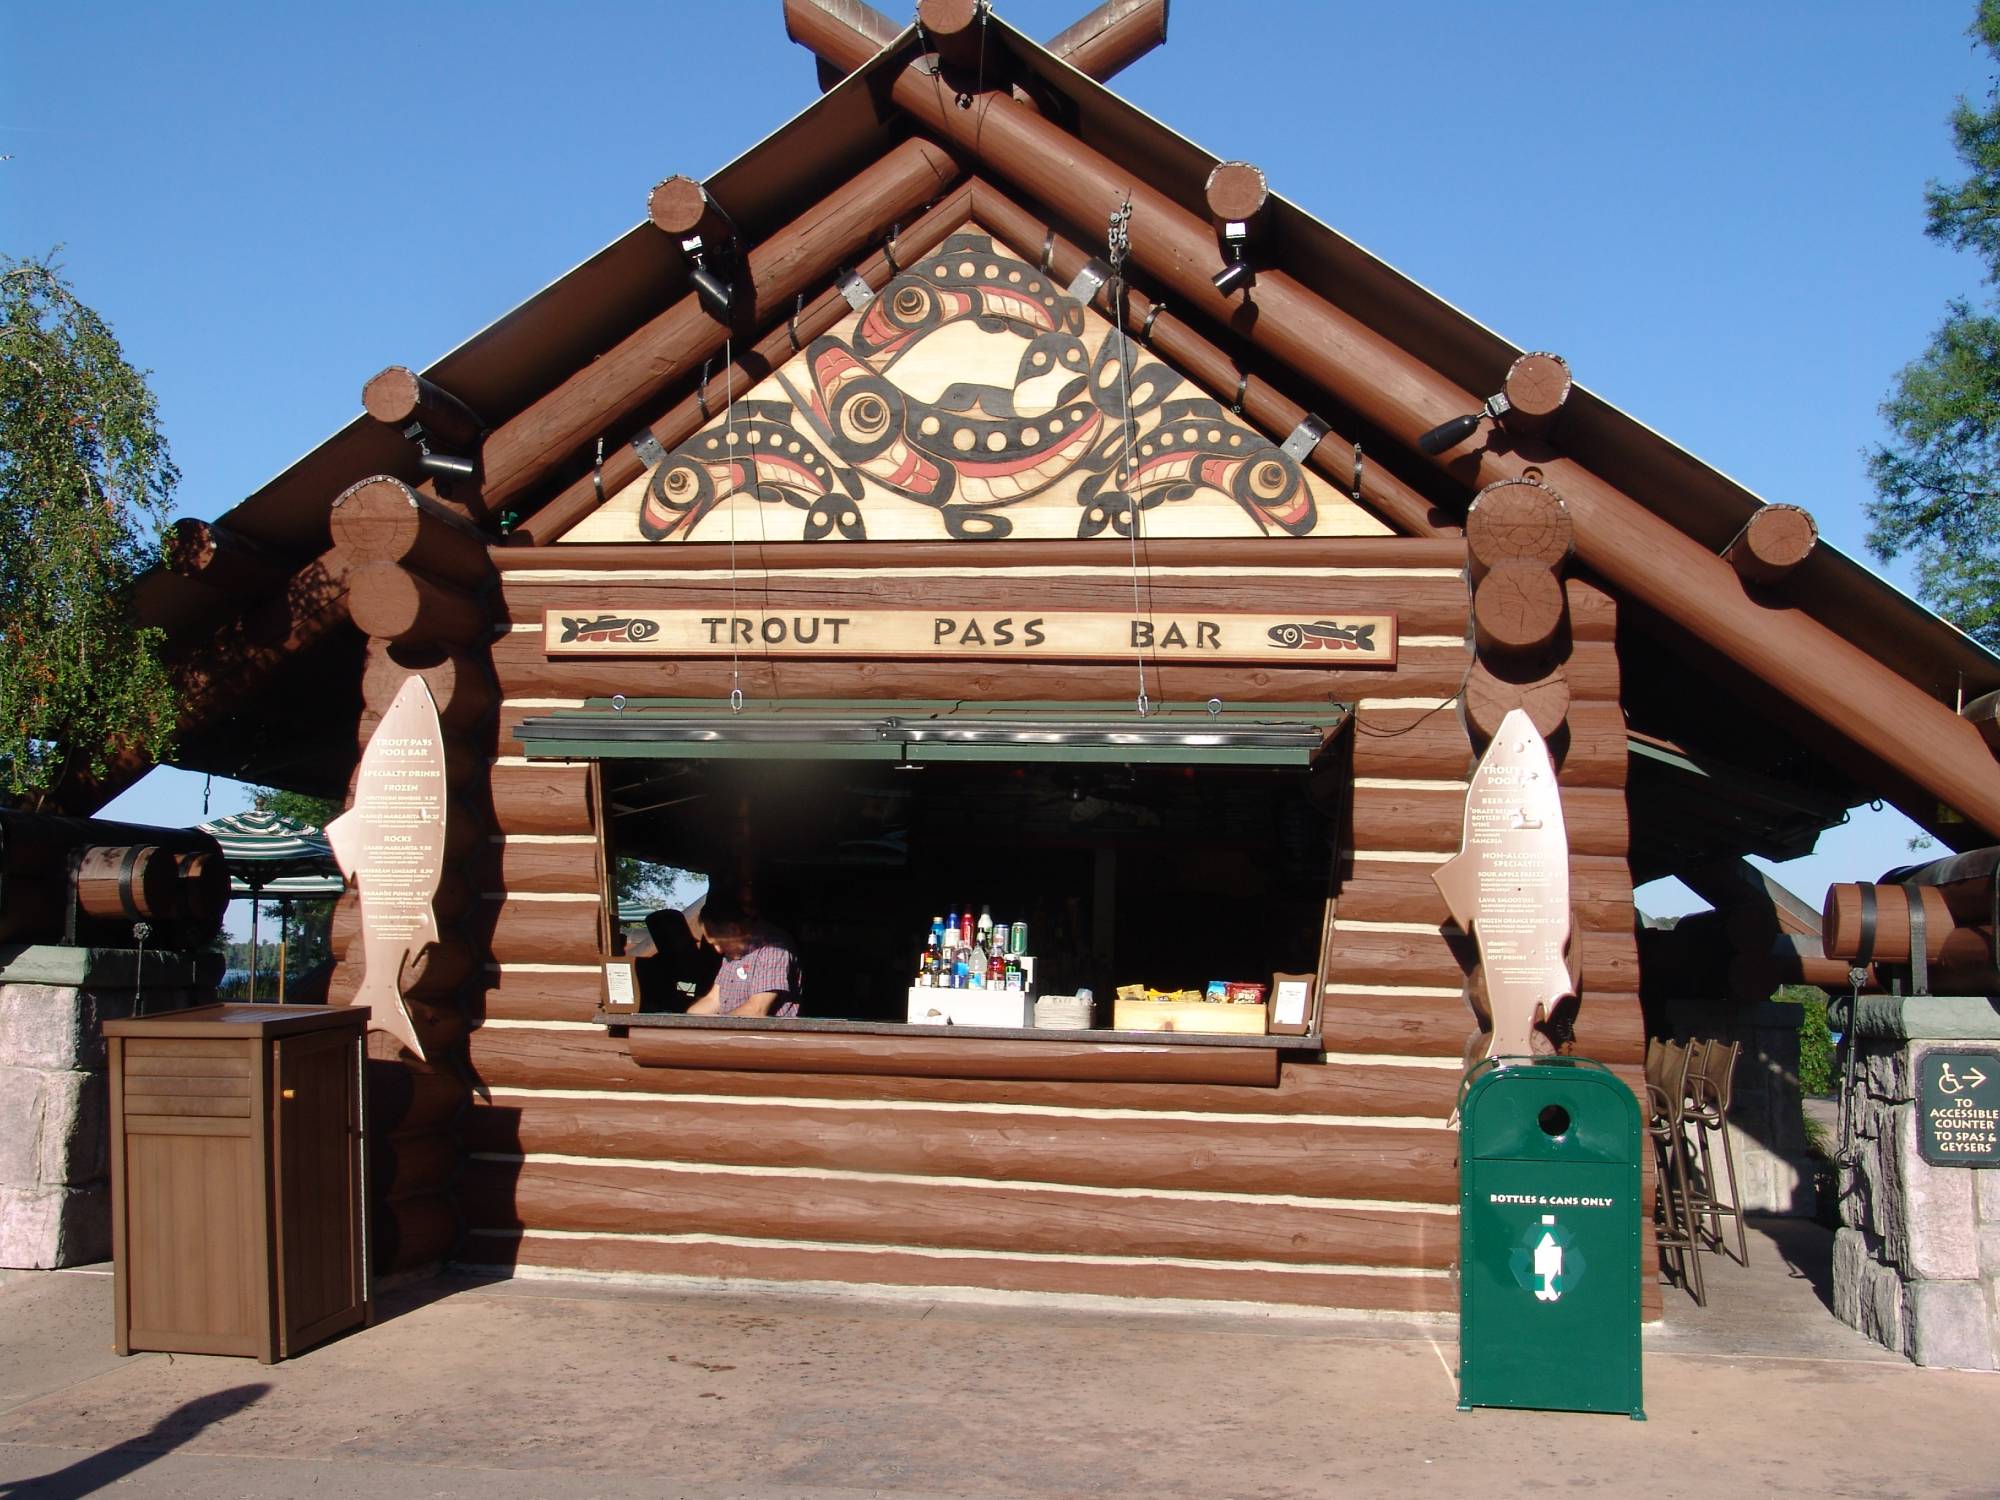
603;755;1339;1024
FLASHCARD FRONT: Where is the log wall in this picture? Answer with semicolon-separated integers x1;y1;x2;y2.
435;541;1644;1317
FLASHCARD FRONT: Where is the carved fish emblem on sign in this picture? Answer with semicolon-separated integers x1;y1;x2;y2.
557;614;663;645
324;676;449;1061
1432;709;1574;1060
1265;620;1379;651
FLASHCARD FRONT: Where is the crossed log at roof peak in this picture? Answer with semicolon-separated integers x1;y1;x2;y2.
785;0;1170;86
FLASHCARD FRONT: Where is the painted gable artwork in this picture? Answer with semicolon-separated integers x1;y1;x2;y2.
564;229;1389;544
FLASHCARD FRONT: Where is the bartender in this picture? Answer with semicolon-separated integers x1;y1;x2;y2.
633;898;719;1012
687;893;803;1018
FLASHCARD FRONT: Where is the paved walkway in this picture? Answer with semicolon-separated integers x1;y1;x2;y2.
1;1219;1992;1499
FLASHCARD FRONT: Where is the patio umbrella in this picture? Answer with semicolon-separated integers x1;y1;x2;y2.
196;811;342;1001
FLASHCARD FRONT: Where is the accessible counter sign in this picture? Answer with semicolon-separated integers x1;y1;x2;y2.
1917;1048;2000;1167
542;607;1397;666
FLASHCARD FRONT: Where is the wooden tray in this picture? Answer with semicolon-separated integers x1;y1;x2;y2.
1112;998;1269;1035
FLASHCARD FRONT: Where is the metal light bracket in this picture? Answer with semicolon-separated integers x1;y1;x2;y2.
836;267;875;311
630;430;667;468
1281;414;1331;463
1066;258;1113;307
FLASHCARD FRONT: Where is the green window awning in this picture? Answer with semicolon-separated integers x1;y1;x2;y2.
514;699;1349;767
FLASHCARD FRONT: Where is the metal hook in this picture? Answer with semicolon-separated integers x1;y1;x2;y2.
1136;690;1152;718
730;687;744;714
593;435;606;503
1139;299;1164;339
1232;371;1249;416
1207;698;1223;718
1041;229;1056;274
697;359;712;422
884;225;902;277
789;292;804;353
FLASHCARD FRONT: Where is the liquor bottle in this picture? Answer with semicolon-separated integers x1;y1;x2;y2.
929;916;946;953
960;908;974;945
1004;955;1021;990
917;951;932;986
946;909;959;945
987;947;1005;985
975;905;994;949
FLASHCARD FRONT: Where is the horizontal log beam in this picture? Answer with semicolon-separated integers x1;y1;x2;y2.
505;535;1468;571
1336;855;1637;935
879;75;2000;837
473;1229;1454;1313
461;1156;1449;1267
1351;782;1628;858
345;560;489;647
464;1093;1454;1202
484;895;603;967
478;138;962;521
490;762;597;836
362;641;497;733
465;1024;1459;1116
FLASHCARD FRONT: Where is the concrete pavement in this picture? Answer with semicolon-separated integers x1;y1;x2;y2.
0;1218;1992;1500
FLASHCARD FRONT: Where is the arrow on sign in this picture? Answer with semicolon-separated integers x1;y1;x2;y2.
1966;1066;1989;1088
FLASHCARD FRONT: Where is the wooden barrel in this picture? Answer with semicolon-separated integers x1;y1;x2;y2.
1822;882;1955;963
73;845;179;924
172;850;230;937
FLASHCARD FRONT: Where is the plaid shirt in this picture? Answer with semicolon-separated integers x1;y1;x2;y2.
716;933;802;1017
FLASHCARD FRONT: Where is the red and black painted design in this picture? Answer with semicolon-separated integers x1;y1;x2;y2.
637;232;1318;542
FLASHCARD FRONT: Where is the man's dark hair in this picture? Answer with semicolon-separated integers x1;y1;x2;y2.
700;892;751;936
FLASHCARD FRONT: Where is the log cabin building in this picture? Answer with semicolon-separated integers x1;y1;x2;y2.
105;1;2000;1316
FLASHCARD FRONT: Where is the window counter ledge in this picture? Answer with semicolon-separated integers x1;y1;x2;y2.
601;1012;1317;1086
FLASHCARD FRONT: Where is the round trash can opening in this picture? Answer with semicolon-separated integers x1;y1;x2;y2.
1537;1103;1571;1137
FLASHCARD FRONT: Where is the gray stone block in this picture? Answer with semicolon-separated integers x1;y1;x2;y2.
1978;1169;2000;1223
1883;1103;1979;1280
1903;1279;1998;1371
1979;1223;2000;1278
0;1065;43;1185
1861;1257;1904;1349
0;1068;106;1189
0;985;98;1071
1833;1226;1867;1328
1866;1048;1913;1103
0;1182;109;1269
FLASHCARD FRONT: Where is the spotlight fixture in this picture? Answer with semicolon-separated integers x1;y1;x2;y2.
1417;391;1513;457
1210;222;1254;296
684;238;735;323
416;445;477;480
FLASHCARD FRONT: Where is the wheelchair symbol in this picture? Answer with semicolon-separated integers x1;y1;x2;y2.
1937;1062;1989;1095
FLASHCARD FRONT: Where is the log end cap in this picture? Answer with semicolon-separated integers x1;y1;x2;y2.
164;517;215;574
917;0;983;38
1741;504;1819;572
1501;352;1571;430
362;366;424;427
331;474;422;514
1204;160;1269;226
648;176;712;238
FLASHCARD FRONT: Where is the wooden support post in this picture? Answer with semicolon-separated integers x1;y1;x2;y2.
361;367;485;452
849;65;2000;835
1725;504;1818;586
330;476;494;592
163;519;296;597
475;137;961;521
345;561;489;648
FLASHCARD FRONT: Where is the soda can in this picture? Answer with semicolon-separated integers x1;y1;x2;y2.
1009;921;1028;955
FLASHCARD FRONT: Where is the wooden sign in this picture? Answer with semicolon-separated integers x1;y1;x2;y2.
544;607;1395;665
324;677;448;1061
1433;708;1572;1059
560;228;1389;546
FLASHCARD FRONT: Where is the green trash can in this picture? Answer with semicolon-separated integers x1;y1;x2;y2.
1457;1055;1644;1419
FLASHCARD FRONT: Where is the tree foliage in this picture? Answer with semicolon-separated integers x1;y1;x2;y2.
0;254;179;806
249;785;341;979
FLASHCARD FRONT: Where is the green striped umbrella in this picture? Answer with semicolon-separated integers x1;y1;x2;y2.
197;811;342;1000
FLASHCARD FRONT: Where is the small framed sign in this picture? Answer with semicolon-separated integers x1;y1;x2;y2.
1269;972;1316;1036
602;958;638;1014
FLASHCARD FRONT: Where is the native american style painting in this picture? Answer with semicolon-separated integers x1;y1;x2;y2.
563;228;1388;544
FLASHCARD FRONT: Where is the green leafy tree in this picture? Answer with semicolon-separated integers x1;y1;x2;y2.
0;254;179;806
250;786;341;981
1867;1;2000;648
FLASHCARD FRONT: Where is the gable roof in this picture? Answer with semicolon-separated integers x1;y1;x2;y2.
125;5;2000;859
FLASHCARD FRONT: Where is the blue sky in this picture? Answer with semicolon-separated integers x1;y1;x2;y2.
7;1;1992;925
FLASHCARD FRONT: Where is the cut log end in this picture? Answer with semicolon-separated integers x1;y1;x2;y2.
1966;689;2000;756
1465;477;1573;576
1727;504;1818;586
362;366;425;427
1500;352;1571;433
1472;561;1566;659
647;176;714;239
1204;161;1269;229
917;0;984;63
1464;661;1571;742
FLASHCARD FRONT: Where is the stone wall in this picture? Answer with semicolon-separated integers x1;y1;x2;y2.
0;947;211;1269
1833;1004;2000;1372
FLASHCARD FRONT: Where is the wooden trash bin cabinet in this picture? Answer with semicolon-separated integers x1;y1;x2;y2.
104;1004;371;1363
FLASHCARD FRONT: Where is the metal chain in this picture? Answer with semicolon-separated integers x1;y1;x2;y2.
1107;194;1149;717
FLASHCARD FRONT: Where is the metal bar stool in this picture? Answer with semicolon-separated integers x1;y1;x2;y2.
1645;1037;1705;1306
1683;1038;1749;1266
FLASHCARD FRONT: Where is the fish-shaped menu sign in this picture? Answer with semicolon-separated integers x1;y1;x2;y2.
324;676;447;1061
1432;708;1573;1060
